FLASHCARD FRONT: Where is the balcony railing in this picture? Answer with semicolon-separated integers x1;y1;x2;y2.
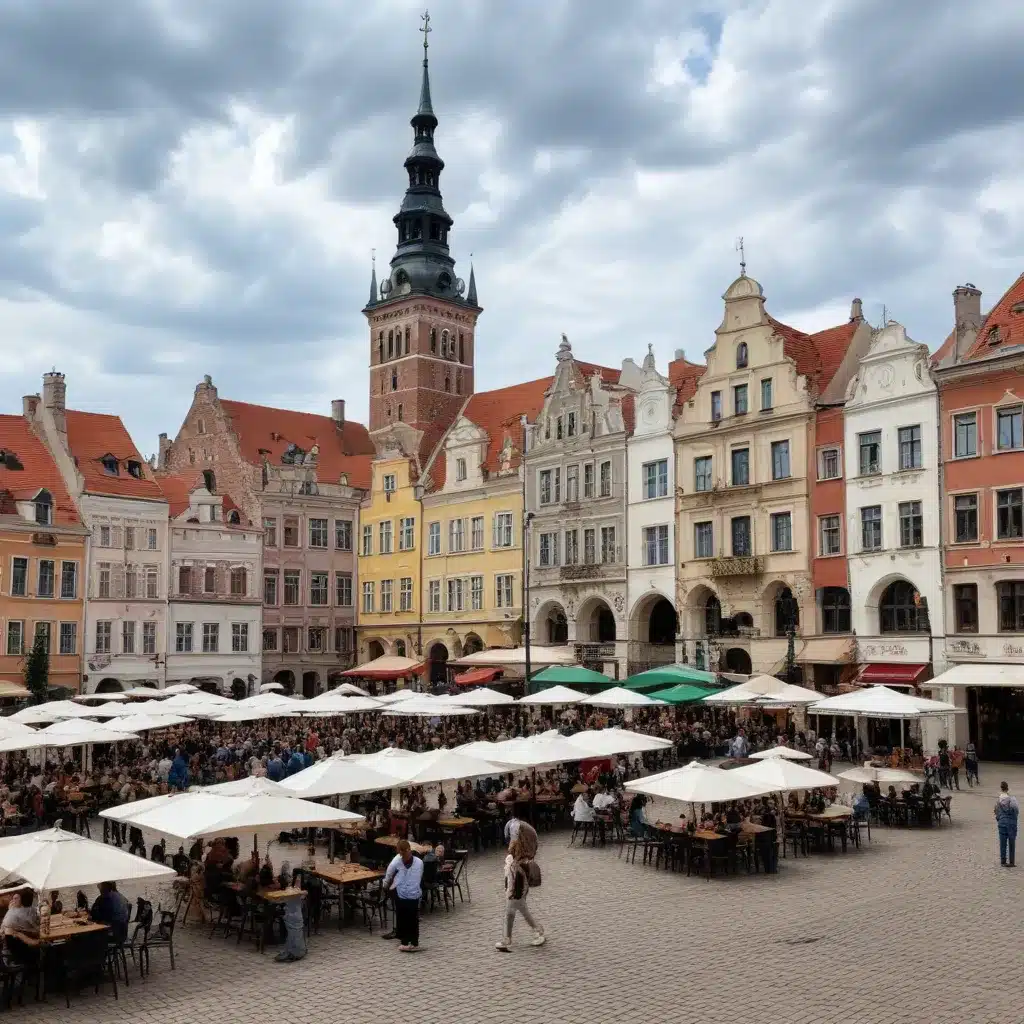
709;555;762;577
575;642;617;662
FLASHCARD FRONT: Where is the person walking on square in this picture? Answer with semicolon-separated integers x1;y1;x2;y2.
382;839;423;951
994;781;1019;867
495;836;545;952
965;742;980;787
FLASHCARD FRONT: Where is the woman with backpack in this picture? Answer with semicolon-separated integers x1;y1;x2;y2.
495;836;545;953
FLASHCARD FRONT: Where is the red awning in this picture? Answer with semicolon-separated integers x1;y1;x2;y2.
453;667;500;686
857;663;927;685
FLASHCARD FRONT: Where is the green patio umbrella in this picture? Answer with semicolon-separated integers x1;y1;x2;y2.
622;665;717;692
647;683;717;705
528;665;613;694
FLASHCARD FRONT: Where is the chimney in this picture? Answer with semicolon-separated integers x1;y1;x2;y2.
42;371;66;434
953;283;983;362
674;348;685;360
22;395;38;420
849;298;863;322
331;399;345;427
157;432;172;471
195;374;217;398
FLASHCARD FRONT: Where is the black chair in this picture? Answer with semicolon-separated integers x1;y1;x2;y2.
131;900;176;976
345;879;387;933
48;930;118;1008
439;850;469;907
236;894;272;952
420;859;442;912
569;819;595;847
208;888;243;939
0;943;30;1007
126;899;153;979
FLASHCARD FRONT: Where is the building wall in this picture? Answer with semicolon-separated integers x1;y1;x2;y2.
809;406;849;595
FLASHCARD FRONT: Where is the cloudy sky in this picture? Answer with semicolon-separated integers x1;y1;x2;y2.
1;0;1022;455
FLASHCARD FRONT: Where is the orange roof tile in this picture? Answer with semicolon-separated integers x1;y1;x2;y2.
219;400;374;490
767;316;822;388
156;470;249;523
668;357;706;411
931;328;956;367
961;271;1024;362
809;321;859;393
64;410;165;501
0;416;80;525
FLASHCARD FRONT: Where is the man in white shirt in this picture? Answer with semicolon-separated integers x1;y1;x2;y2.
572;791;595;823
592;785;616;812
729;729;749;760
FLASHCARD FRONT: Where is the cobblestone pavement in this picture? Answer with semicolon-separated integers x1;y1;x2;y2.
12;764;1024;1024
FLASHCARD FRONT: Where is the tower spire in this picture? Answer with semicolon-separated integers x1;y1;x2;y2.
467;261;478;306
418;10;433;116
369;249;378;304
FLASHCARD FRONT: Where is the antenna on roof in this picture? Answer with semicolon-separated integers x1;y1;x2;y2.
735;237;746;277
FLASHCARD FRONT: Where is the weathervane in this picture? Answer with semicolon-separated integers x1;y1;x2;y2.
420;9;431;55
736;236;746;277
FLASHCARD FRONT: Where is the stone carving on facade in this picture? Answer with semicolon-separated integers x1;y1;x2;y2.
497;432;515;475
613;593;625;613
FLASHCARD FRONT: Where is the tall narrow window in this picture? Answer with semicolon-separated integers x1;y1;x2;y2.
760;378;773;411
898;425;922;470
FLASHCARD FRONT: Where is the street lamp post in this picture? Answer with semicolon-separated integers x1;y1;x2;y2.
783;592;798;683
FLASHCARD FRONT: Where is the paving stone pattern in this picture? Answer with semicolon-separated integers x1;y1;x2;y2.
16;764;1024;1024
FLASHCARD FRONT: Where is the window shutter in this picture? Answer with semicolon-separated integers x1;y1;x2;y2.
111;526;123;549
492;515;499;549
113;565;125;598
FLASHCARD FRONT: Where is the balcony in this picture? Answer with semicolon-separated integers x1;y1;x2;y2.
709;555;762;577
575;642;617;662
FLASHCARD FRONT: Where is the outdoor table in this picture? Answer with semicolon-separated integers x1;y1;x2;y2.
374;835;431;854
437;816;475;828
310;863;386;930
224;884;305;947
10;916;110;1000
806;811;851;852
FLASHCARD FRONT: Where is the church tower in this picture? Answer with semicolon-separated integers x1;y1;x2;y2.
364;12;481;464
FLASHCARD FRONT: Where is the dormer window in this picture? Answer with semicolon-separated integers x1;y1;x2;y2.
736;342;749;368
988;327;1002;346
456;458;467;482
0;450;22;470
34;490;52;526
203;470;216;492
227;510;241;525
101;455;119;476
127;460;142;479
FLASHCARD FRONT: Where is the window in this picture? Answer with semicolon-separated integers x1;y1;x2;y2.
898;501;923;548
122;620;135;655
997;405;1024;451
335;572;352;607
334;626;353;654
34;621;51;655
10;557;27;597
583;528;596;564
263;518;277;547
599;462;612;497
101;455;118;476
310;571;328;606
263;628;278;652
770;512;792;552
428;580;441;612
59;622;76;655
564;529;578;565
471;516;484;550
997;581;1024;632
771;440;790;480
427;522;441;555
761;378;773;411
361;525;373;556
6;620;23;656
263;571;278;605
399;576;413;611
34;492;52;525
147;528;157;550
230;567;247;596
539;532;559;567
817;448;840;480
567;412;576;437
283;517;299;547
124;526;134;550
566;465;579;502
819;514;841;556
898;425;922;470
642;460;668;499
556;416;563;440
383;474;396;494
123;564;138;599
142;621;156;655
201;622;218;653
399;517;415;551
997;488;1024;540
174;622;192;653
880;581;929;633
694;456;712;492
539;469;554;505
601;526;616;563
954;584;978;633
731;448;749;486
379;520;393;554
308;627;326;653
493;512;513;548
583;464;595;499
448;519;465;553
98;562;111;598
470;575;483;611
334;519;352;551
37;559;54;598
361;581;374;613
821;587;851;633
60;561;77;599
954;412;977;458
380;579;393;613
736;342;748;368
145;565;158;600
731;516;751;556
711;391;722;422
954;494;978;543
283;570;300;605
199;566;213;594
308;518;328;549
447;578;464;612
455;458;467;482
694;521;713;559
282;627;299;653
861;506;882;551
496;574;515;608
643;524;670;566
859;431;881;475
733;384;748;416
231;623;249;652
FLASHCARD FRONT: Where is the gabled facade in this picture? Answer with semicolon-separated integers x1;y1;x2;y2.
0;414;88;692
524;336;632;678
157;474;263;695
25;373;170;693
160;376;371;696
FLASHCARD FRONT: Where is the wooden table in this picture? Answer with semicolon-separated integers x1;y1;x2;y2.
806;809;852;852
740;822;773;834
436;816;475;829
374;835;431;854
10;916;108;946
312;863;385;886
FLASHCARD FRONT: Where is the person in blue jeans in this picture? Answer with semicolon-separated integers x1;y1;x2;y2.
994;781;1019;867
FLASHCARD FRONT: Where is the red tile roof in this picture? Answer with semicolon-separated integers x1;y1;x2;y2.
960;271;1024;362
767;316;822;388
156;471;248;523
64;410;165;501
809;321;859;393
668;357;706;412
931;329;955;367
0;416;80;525
219;400;375;490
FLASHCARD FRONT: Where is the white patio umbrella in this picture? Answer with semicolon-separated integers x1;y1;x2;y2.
78;701;148;718
208;705;300;723
436;687;514;707
487;732;588;768
373;689;422;705
237;693;302;710
11;700;98;724
625;760;769;804
703;675;821;705
0;733;44;754
203;776;296;797
581;687;667;708
516;685;587;706
387;748;508;787
354;747;421;769
382;700;480;717
37;719;139;746
838;765;921;785
122;686;168;698
565;728;673;758
331;682;370;697
732;758;839;792
452;645;578;668
0;823;176;891
72;692;130;703
106;713;194;732
161;683;199;695
279;755;407;799
299;693;382;714
100;791;363;842
749;745;814;761
0;719;40;739
808;685;959;718
259;682;285;693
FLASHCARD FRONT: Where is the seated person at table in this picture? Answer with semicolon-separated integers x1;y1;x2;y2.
592;785;616;813
516;777;534;800
496;781;517;803
787;792;801;813
886;785;899;801
436;787;448;815
724;804;743;833
759;800;777;829
50;891;63;914
629;793;648;835
852;790;870;819
572;790;596;823
91;881;131;943
205;837;234;872
0;890;39;938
